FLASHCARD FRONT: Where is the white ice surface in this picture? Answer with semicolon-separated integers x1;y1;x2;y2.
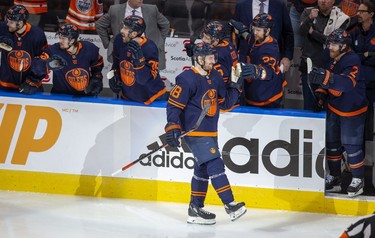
0;190;362;238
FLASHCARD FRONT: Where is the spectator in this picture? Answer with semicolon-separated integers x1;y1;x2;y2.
33;23;104;96
309;29;368;197
233;0;294;73
165;42;246;224
299;0;349;110
351;0;375;143
289;0;317;48
108;15;166;105
0;5;47;94
95;0;170;70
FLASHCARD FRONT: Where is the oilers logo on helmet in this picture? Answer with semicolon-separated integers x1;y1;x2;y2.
123;15;146;36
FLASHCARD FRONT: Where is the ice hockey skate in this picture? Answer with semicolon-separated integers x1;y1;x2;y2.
187;203;216;225
325;175;342;192
347;177;364;197
224;201;247;221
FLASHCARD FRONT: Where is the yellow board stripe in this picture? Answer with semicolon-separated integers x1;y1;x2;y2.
0;169;374;216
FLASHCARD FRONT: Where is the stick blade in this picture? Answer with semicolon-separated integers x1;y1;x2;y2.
111;169;123;177
306;57;313;74
107;70;115;79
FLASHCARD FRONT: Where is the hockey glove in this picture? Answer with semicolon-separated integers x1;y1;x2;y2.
46;55;67;70
19;76;43;95
309;67;332;89
229;19;250;38
184;42;195;57
165;122;181;148
240;63;264;80
229;19;248;34
127;40;145;68
229;63;244;90
85;75;103;96
313;88;328;112
108;70;123;93
0;36;13;51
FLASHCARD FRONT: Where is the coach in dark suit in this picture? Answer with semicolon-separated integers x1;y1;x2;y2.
96;0;170;70
233;0;294;72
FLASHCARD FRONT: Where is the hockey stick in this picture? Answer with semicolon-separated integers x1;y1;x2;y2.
306;57;318;103
19;59;24;86
342;152;350;172
111;104;211;176
0;42;12;51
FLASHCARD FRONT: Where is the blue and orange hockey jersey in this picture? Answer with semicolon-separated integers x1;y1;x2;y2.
66;0;103;31
40;41;103;95
322;49;368;116
112;34;166;105
167;68;240;137
0;22;47;89
214;40;238;83
244;36;286;107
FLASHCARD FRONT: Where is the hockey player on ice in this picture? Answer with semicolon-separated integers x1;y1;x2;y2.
165;42;247;225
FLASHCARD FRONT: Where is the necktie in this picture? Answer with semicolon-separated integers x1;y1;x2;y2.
132;9;136;16
259;1;265;14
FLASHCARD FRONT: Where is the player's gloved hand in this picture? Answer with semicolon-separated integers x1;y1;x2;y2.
0;36;14;51
229;63;244;90
313;88;328;112
19;76;42;95
184;42;195;57
229;19;249;34
127;40;145;68
165;122;181;148
46;54;67;70
85;76;103;96
309;67;332;88
240;63;264;79
108;70;123;93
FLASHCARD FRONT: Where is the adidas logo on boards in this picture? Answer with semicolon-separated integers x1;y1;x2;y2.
139;134;196;169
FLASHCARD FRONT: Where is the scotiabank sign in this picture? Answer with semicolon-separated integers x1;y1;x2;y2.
0;94;325;192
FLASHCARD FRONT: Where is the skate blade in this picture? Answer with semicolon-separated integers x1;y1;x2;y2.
229;206;247;222
348;188;364;198
325;185;341;193
187;216;216;225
